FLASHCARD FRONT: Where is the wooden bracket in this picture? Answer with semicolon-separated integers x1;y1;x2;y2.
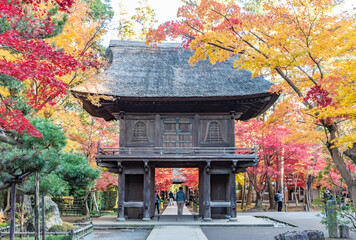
117;161;123;174
230;111;243;120
144;160;149;172
232;160;238;173
205;161;211;173
119;111;125;119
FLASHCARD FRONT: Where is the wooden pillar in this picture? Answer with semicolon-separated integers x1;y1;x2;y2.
119;113;125;147
193;114;199;147
155;114;161;147
203;162;212;221
143;161;151;221
199;167;204;218
229;172;237;221
117;165;125;221
150;167;155;217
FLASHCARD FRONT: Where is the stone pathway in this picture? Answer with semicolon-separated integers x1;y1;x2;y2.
146;204;207;240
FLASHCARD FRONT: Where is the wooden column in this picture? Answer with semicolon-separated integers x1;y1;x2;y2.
229;172;237;221
193;114;200;147
119;114;125;147
228;114;236;147
155;114;161;147
143;161;151;221
199;167;204;218
203;162;212;221
117;164;125;221
150;167;155;217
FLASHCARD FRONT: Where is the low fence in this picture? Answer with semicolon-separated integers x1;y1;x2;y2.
53;197;86;216
0;222;93;240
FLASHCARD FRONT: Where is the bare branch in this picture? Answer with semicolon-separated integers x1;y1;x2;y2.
296;66;318;85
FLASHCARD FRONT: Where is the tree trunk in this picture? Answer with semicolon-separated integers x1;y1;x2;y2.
93;192;99;212
41;195;45;240
328;124;356;212
246;183;252;206
305;175;314;211
4;188;11;213
84;188;90;217
255;192;263;208
9;183;16;240
20;193;25;240
294;183;298;206
34;172;40;240
241;175;246;209
344;143;356;165
267;179;275;209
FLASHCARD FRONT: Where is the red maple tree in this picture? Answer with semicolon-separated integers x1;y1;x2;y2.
0;0;97;137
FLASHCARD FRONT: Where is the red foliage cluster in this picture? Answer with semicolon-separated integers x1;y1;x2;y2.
22;0;74;12
0;0;98;136
235;120;313;190
96;172;118;191
304;85;333;108
155;168;173;191
177;168;199;189
0;99;42;137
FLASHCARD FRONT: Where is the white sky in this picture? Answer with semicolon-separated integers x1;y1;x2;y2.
102;0;356;46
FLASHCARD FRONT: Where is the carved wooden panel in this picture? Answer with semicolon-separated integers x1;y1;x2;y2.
199;117;230;146
125;119;155;146
131;121;148;143
205;121;224;143
162;117;193;153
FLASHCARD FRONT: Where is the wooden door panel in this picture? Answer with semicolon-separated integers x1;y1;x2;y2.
162;117;193;153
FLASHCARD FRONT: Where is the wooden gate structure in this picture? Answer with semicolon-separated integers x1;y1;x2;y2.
72;40;279;221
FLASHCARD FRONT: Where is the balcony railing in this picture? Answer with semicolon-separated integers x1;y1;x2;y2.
97;143;257;157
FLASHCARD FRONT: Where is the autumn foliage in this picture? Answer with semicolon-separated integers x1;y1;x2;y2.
155;168;174;191
0;0;98;137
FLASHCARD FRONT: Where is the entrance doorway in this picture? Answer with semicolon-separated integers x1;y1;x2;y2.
155;168;198;221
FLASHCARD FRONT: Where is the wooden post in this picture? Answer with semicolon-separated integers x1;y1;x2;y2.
199;167;204;218
117;167;125;221
9;182;16;240
35;172;40;240
229;172;237;221
142;161;151;221
41;195;45;240
327;200;338;238
203;162;211;221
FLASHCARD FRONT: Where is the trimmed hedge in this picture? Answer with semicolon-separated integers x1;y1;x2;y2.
101;191;117;210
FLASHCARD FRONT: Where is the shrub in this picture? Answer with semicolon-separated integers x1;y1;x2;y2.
48;225;67;232
47;235;71;240
48;222;74;232
101;191;117;210
62;222;75;231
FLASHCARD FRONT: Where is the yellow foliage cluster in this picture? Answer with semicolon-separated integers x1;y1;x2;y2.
160;0;356;148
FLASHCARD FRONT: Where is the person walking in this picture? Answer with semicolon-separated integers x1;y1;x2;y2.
155;191;161;215
176;187;186;215
275;190;283;212
169;191;174;205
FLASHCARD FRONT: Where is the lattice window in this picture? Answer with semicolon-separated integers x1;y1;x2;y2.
131;121;148;143
205;121;223;143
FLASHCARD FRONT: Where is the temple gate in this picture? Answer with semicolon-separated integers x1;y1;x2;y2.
73;40;279;221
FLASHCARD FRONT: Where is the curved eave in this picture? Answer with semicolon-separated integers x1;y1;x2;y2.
72;90;279;121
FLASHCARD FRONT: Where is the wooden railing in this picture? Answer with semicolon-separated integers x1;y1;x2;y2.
0;223;93;240
52;197;85;215
98;144;257;156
